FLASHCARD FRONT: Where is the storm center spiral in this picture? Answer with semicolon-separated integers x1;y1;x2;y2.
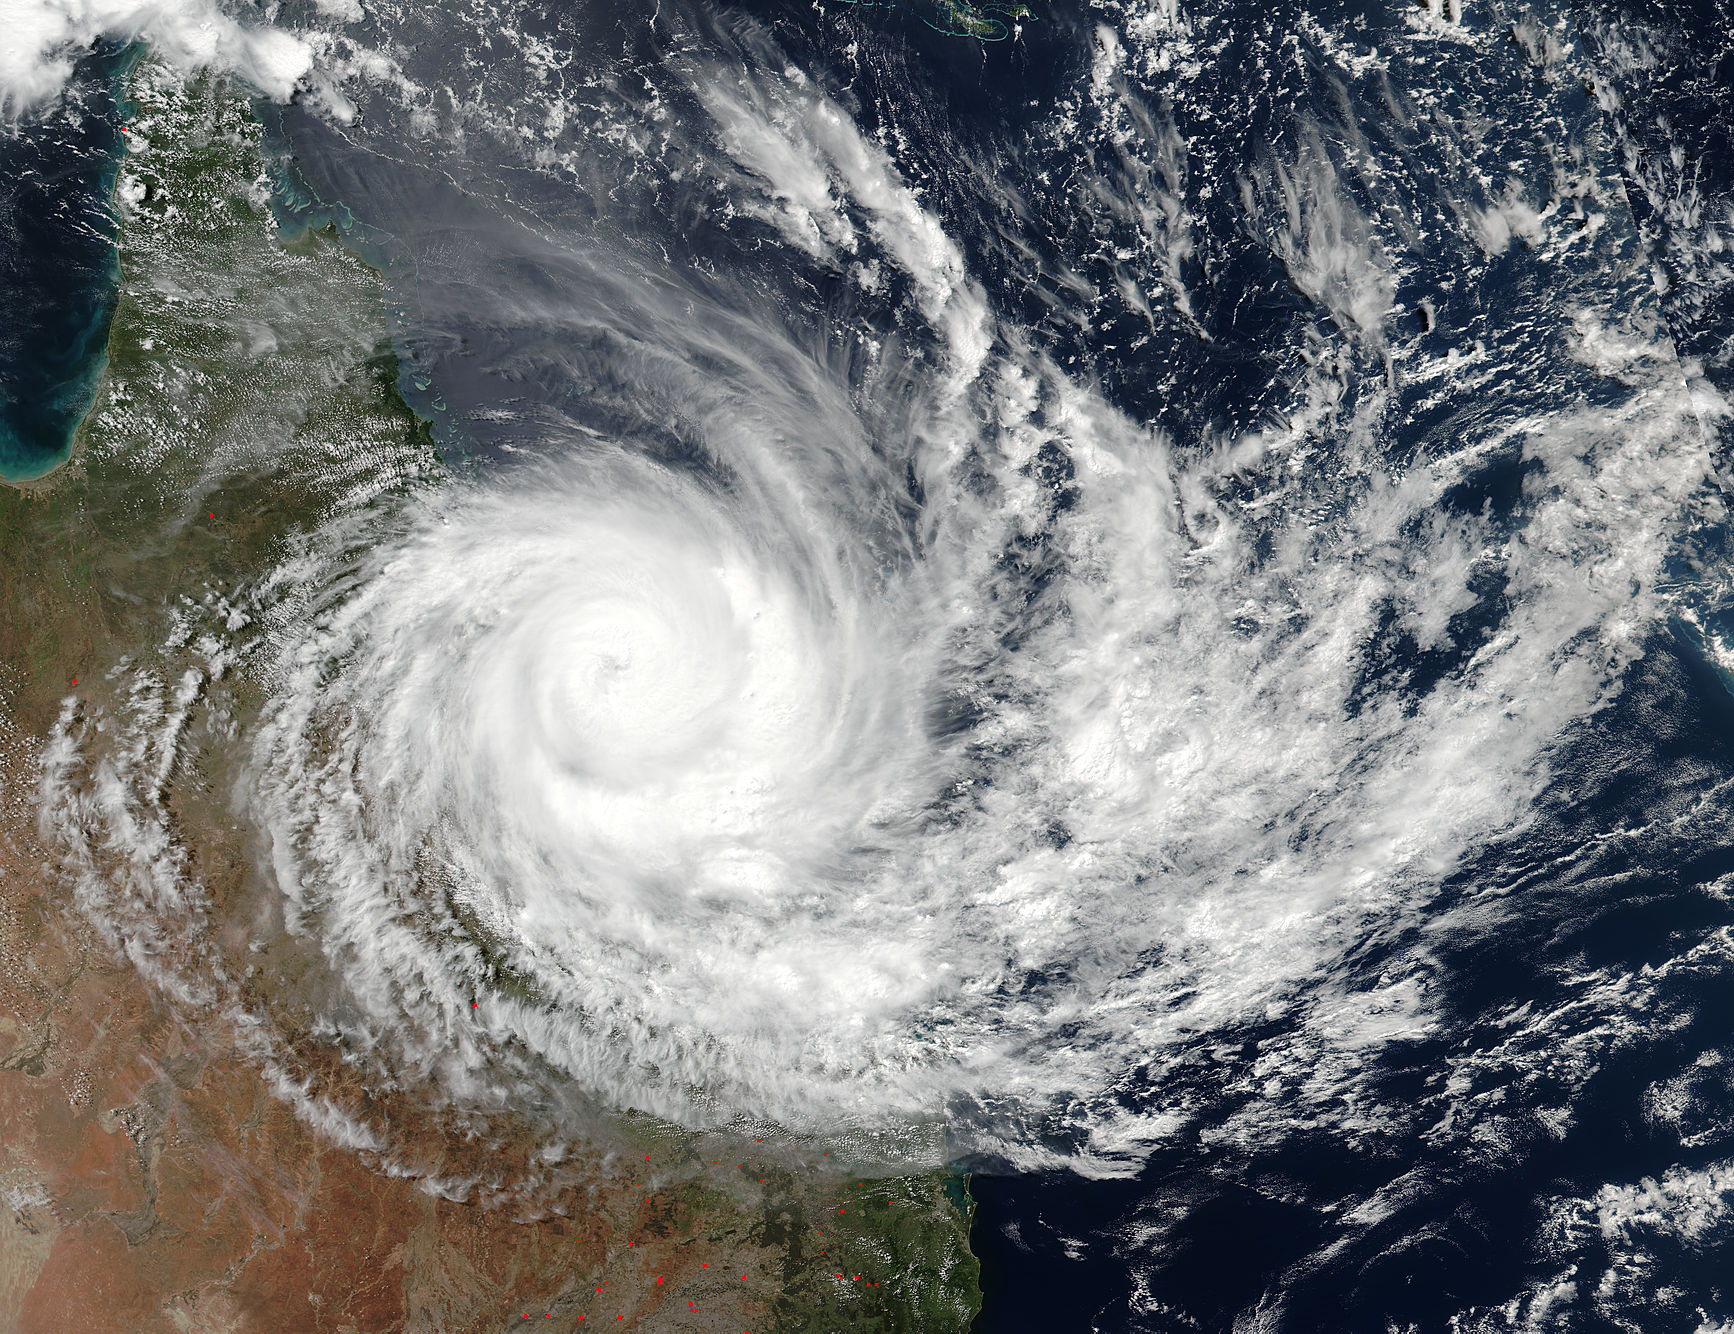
249;464;960;1136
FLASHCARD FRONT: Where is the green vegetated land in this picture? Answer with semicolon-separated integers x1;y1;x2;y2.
762;1171;980;1333
627;1115;980;1333
0;56;437;741
1;58;982;1334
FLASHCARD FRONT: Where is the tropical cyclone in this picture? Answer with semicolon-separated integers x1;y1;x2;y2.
247;459;951;1131
1;58;980;1334
34;6;1719;1183
11;0;1734;1321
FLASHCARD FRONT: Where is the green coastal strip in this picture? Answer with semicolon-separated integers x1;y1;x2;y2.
0;56;438;732
0;43;143;484
1;55;982;1333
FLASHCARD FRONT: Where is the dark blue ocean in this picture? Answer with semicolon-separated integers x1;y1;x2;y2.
12;0;1734;1327
265;0;1734;1313
0;45;131;481
270;0;1734;1320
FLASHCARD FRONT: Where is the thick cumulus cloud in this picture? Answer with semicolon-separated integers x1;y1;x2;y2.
34;35;1720;1174
223;302;1704;1169
249;460;961;1129
0;0;309;109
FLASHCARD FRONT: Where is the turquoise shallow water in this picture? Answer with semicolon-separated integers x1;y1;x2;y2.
0;45;132;482
16;0;1734;1326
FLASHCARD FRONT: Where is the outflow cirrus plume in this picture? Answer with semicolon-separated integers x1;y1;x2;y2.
35;20;1715;1175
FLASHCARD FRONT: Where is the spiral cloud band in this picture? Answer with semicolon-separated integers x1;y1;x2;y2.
252;461;961;1129
37;44;1717;1174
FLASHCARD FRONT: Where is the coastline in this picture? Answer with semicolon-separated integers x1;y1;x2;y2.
0;42;142;488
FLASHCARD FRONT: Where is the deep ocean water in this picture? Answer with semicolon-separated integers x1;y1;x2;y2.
0;45;128;480
8;0;1734;1327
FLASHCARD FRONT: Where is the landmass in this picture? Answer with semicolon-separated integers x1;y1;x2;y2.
0;58;980;1334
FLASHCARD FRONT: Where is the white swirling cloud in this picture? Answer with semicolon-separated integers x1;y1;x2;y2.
34;45;1717;1174
250;462;960;1123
